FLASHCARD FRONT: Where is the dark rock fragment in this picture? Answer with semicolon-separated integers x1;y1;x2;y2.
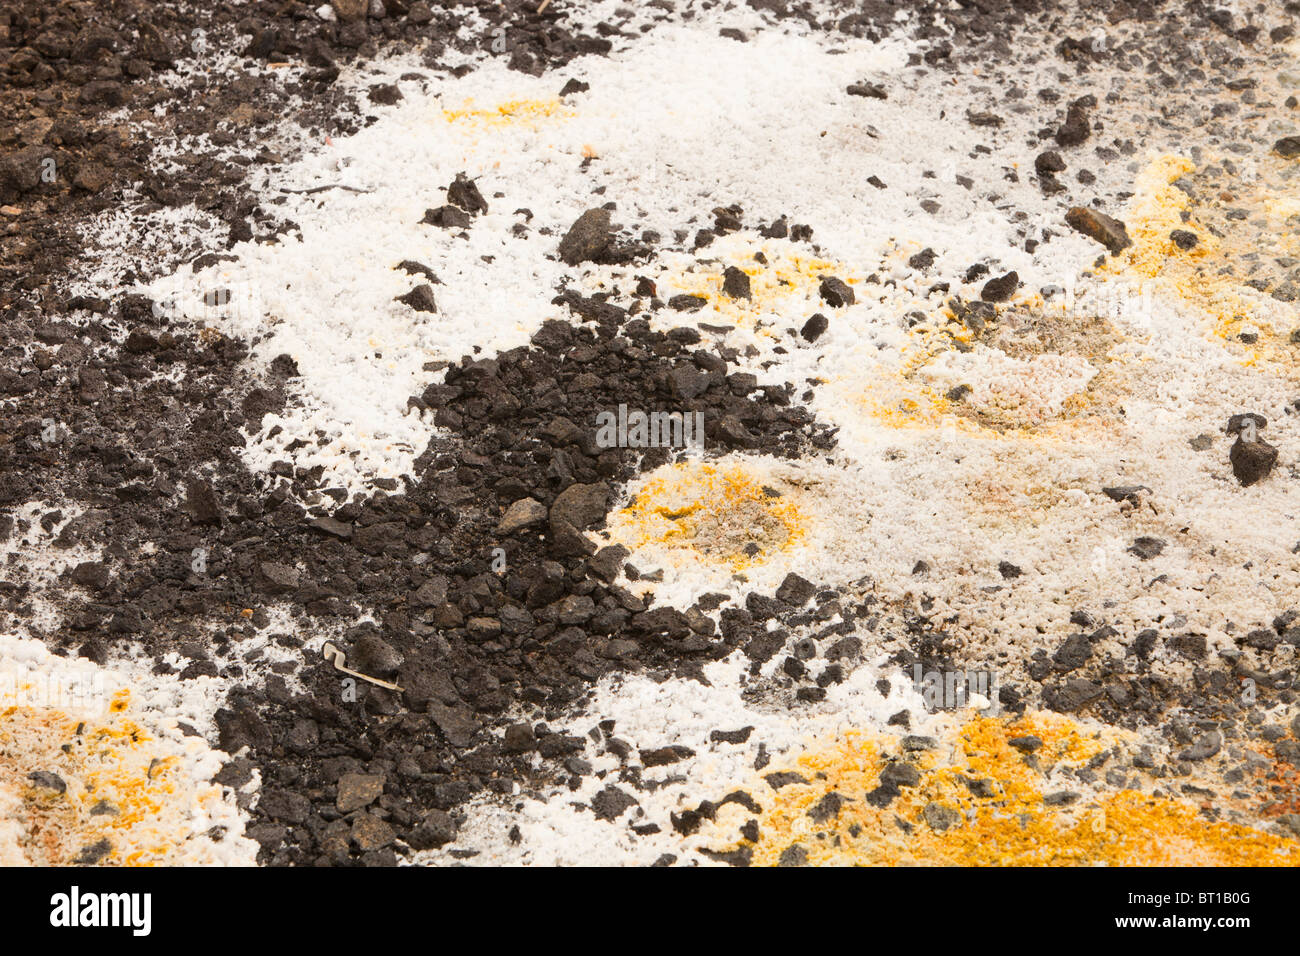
558;208;613;265
1127;537;1165;560
847;82;887;99
722;266;751;299
819;276;855;307
980;271;1019;302
27;771;67;794
800;313;829;342
422;205;472;229
1274;136;1300;159
446;172;487;214
591;784;637;821
1055;99;1092;147
1065;206;1131;254
396;284;438;313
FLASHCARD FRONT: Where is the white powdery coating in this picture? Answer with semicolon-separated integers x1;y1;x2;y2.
917;347;1098;424
418;650;943;866
1;510;259;864
76;203;229;295
141;24;917;496
0;502;98;635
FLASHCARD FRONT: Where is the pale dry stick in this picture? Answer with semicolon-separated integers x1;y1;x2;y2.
537;0;552;13
321;642;404;692
279;184;373;195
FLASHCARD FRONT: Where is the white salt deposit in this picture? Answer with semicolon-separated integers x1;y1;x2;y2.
416;647;946;866
139;22;920;495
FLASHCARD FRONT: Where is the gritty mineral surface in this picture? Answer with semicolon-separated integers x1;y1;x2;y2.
1;0;1300;867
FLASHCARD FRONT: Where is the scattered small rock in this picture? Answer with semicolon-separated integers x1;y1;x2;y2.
1065;206;1132;255
74;838;112;865
1055;99;1092;147
668;294;707;312
591;784;637;821
641;745;695;767
722;265;751;299
775;572;816;606
497;497;547;534
818;276;855;307
1128;537;1166;560
1035;150;1066;176
847;82;887;99
422;205;472;229
1179;731;1222;762
336;773;384;813
1227;414;1277;486
800;313;829;342
27;771;67;794
764;771;809;790
1273;136;1300;159
980;271;1019;303
558;208;613;266
922;802;961;831
396;283;438;313
446;172;488;214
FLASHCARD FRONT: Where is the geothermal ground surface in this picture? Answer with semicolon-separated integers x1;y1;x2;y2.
3;0;1300;866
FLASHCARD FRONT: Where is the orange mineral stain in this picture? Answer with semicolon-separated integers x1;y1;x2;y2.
702;714;1299;866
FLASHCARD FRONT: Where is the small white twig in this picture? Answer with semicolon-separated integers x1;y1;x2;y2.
322;642;404;692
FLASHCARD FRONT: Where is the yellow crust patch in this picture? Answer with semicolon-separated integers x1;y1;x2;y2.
663;243;852;333
703;713;1299;866
1113;153;1300;368
1;690;230;866
607;460;807;571
853;377;955;431
440;97;572;128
